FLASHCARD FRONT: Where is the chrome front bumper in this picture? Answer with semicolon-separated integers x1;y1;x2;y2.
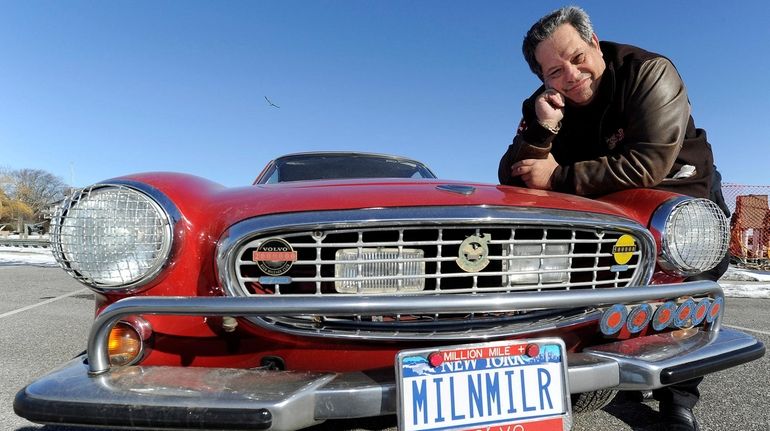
15;281;766;430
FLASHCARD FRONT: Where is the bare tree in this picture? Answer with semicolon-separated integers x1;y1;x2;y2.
1;168;68;222
0;188;34;232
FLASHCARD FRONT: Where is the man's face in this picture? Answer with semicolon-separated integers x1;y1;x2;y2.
535;23;606;106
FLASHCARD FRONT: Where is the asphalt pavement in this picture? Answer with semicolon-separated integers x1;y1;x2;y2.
2;265;768;431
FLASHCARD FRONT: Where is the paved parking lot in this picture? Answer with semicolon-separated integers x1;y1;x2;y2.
2;265;768;431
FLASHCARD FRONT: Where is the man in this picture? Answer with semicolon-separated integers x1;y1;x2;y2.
498;6;727;431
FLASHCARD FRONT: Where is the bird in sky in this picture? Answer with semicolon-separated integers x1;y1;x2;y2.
264;96;280;108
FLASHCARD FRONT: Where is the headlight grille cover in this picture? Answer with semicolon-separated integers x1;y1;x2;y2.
659;198;729;275
51;184;172;290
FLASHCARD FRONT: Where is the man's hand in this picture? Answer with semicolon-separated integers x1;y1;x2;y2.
511;153;559;190
535;89;565;130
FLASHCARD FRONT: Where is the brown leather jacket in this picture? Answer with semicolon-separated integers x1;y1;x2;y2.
498;42;715;199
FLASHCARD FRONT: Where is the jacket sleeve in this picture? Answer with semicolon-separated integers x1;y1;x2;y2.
498;95;558;186
550;57;691;196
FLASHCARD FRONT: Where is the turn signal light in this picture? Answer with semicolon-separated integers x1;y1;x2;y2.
108;321;144;366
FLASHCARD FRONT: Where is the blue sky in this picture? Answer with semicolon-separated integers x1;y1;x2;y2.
1;1;768;188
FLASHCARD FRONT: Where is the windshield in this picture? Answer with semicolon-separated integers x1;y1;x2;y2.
256;153;437;184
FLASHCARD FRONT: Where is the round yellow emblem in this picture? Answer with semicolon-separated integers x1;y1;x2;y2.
612;234;637;265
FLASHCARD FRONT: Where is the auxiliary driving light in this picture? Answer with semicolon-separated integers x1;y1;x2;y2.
503;244;569;285
334;248;425;293
652;301;677;331
673;298;696;328
706;297;724;324
600;304;628;335
626;303;653;334
108;321;145;366
692;299;711;326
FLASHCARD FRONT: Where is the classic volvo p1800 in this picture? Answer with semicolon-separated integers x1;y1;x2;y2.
15;152;765;431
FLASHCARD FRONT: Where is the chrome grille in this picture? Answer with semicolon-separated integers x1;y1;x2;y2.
218;207;655;339
237;227;643;293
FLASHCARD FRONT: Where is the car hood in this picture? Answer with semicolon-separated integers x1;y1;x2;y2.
249;178;605;213
110;173;661;232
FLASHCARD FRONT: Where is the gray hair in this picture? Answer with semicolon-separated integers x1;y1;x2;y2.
523;6;595;79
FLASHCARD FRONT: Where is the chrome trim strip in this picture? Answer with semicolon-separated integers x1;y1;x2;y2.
87;280;722;374
265;309;603;342
650;196;694;276
240;270;638;285
108;179;184;226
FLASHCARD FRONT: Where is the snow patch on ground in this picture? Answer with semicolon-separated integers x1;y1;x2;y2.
720;266;770;282
718;266;770;298
719;282;770;299
0;246;57;267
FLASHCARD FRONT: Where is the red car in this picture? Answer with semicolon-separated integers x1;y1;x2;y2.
15;152;765;431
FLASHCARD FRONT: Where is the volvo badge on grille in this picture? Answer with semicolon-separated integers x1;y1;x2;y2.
252;238;298;276
456;234;491;272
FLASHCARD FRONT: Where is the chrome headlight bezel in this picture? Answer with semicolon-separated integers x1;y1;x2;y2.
50;182;178;292
650;196;729;277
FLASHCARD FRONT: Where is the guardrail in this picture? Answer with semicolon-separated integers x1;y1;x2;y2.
0;238;50;248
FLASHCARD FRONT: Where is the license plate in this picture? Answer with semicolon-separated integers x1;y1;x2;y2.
396;338;571;431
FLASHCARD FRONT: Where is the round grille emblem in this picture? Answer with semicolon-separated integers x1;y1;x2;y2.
612;234;637;265
456;234;491;272
252;238;297;276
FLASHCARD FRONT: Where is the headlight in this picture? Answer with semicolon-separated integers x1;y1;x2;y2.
651;197;729;276
51;184;174;291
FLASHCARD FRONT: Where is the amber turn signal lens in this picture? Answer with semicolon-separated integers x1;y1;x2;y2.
108;322;143;366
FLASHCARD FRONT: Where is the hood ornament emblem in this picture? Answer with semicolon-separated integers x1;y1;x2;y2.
436;184;476;195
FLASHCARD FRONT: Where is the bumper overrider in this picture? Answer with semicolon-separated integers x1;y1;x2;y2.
15;281;765;431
